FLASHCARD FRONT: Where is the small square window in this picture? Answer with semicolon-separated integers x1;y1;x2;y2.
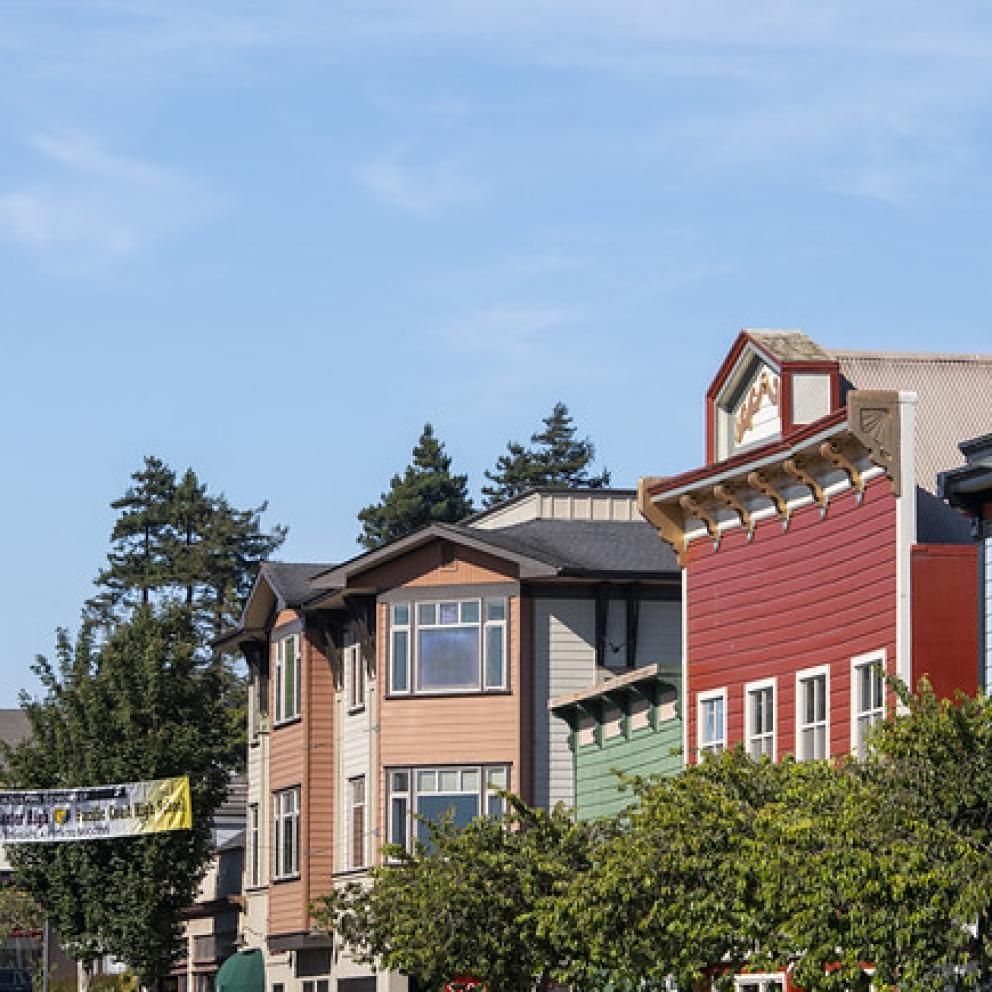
439;602;459;625
392;603;409;626
460;601;480;624
418;603;436;626
486;600;506;622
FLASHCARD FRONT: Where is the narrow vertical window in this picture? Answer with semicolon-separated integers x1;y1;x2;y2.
483;599;507;690
698;690;726;756
349;776;366;869
249;804;260;887
275;635;301;723
852;652;885;757
388;770;410;852
391;603;411;694
746;681;775;760
346;643;365;712
797;669;829;761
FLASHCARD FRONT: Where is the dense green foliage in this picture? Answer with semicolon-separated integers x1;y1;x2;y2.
2;608;229;991
0;887;42;942
312;796;603;992
357;424;474;550
86;455;287;640
315;680;992;992
481;401;610;506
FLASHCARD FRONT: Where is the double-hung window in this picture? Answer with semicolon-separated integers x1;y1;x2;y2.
736;975;785;992
387;764;509;853
345;643;365;712
248;803;261;887
697;689;726;757
745;679;776;760
852;650;885;757
389;598;508;695
797;666;829;761
272;787;300;879
274;634;301;723
348;776;366;869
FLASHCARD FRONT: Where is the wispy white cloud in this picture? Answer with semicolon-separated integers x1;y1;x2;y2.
357;151;480;214
0;132;223;272
441;304;584;356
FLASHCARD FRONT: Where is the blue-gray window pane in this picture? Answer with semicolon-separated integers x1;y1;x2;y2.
416;794;479;845
418;629;479;689
485;626;504;688
392;630;409;692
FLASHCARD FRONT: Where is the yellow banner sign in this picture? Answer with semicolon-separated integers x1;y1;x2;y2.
0;776;192;843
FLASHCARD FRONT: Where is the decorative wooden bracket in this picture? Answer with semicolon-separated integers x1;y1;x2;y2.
713;483;754;537
637;479;688;566
783;456;827;513
819;440;864;501
747;470;790;528
847;390;902;496
679;493;721;548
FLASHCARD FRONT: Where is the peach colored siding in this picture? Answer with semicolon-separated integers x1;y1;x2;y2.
267;613;335;936
359;543;517;590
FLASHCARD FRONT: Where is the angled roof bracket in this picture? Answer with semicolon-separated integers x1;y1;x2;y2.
713;483;754;539
747;470;791;530
679;493;721;550
783;456;828;517
819;439;865;504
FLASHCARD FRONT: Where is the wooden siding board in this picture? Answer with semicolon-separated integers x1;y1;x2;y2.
357;543;517;592
686;475;898;762
533;598;597;809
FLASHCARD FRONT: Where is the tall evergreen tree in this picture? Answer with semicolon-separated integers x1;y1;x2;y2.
85;456;287;642
481;401;610;506
357;424;473;550
2;608;229;992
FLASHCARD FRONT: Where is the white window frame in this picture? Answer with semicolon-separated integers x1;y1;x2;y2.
348;776;366;870
851;648;886;757
272;787;300;880
735;973;786;992
795;664;830;761
345;642;365;713
274;634;301;725
248;803;261;888
387;764;510;853
388;598;508;696
744;677;777;761
697;688;726;757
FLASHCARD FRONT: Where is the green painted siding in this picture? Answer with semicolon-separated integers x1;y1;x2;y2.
574;717;682;820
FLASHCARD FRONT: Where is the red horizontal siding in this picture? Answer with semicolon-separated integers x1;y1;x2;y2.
686;476;898;761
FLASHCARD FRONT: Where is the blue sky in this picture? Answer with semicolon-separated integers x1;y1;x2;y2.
2;2;991;706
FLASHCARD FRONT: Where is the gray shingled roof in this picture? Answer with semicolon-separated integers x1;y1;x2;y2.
452;519;679;575
260;562;334;607
749;330;832;363
833;350;992;493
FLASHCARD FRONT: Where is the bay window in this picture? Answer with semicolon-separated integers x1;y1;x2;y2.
389;598;508;695
387;764;509;852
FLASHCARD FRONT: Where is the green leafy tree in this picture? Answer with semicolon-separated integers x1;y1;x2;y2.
481;402;610;506
357;424;473;550
769;681;992;992
312;796;600;992
0;888;42;943
1;608;229;992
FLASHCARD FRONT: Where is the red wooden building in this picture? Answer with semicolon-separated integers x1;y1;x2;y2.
637;330;990;763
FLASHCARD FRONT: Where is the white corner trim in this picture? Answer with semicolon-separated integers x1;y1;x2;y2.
894;391;917;709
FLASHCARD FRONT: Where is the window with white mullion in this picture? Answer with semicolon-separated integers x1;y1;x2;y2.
797;668;829;761
746;680;775;760
348;776;366;869
852;651;885;758
697;690;726;757
273;787;300;879
345;642;365;712
389;596;508;695
274;634;301;723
